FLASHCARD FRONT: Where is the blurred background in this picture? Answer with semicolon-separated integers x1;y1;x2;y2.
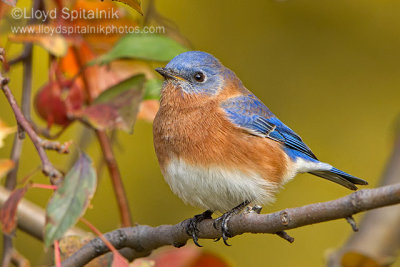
1;0;400;266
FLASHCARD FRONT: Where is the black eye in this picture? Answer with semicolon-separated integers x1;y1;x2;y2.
193;72;205;82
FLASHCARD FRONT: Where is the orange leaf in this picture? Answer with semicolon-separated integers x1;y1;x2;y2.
68;0;139;55
0;2;11;18
0;159;14;179
0;185;29;234
341;251;382;267
8;25;67;56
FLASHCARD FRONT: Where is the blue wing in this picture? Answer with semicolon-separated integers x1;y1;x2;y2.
220;93;368;190
221;94;317;160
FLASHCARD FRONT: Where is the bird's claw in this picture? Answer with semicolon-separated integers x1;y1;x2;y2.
213;211;234;246
213;200;251;246
185;210;213;247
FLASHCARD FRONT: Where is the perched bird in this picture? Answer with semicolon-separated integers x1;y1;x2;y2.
153;51;367;246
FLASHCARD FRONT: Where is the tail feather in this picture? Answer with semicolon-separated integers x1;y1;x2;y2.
309;167;368;191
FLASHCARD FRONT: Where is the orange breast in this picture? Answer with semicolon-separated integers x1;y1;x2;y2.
153;82;290;185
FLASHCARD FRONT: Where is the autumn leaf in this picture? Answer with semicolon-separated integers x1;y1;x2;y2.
44;153;97;248
91;34;187;65
0;185;29;234
71;0;139;54
8;25;68;57
0;119;16;148
0;2;11;18
0;159;14;180
76;74;145;133
111;0;142;15
341;251;381;267
150;246;230;267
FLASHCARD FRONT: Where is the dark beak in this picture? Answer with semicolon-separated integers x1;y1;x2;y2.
155;68;184;81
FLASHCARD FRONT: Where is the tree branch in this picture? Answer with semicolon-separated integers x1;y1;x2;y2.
62;183;400;266
2;42;33;267
0;48;64;184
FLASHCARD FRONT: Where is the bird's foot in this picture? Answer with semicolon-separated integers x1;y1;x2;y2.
185;210;213;247
213;200;250;246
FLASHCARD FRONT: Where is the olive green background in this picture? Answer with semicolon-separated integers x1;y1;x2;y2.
1;0;400;266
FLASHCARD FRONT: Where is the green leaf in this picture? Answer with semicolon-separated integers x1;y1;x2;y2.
143;79;163;100
79;74;145;133
44;153;97;248
91;34;187;65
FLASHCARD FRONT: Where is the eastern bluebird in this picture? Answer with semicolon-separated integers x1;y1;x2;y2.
153;51;367;246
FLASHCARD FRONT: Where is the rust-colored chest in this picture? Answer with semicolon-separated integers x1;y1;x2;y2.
152;82;288;184
153;84;229;166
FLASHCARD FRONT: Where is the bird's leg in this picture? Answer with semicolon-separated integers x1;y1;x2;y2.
185;210;213;247
213;200;250;246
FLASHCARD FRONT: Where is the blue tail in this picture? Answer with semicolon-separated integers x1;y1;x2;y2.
309;167;368;190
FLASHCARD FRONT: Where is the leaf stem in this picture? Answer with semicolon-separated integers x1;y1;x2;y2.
96;131;132;227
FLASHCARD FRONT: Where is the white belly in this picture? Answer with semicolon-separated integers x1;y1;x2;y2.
163;157;279;212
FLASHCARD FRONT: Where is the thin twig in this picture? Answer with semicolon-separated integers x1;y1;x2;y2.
5;43;33;189
61;183;400;266
345;216;358;232
2;42;33;267
276;230;295;243
96;130;132;227
7;44;32;67
38;139;71;154
0;49;62;184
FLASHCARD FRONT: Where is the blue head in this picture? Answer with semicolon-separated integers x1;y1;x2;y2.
156;51;229;95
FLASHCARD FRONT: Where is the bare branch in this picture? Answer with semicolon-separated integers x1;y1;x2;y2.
62;183;400;266
2;42;33;267
0;49;63;184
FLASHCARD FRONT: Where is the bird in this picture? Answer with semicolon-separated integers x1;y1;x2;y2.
153;51;367;246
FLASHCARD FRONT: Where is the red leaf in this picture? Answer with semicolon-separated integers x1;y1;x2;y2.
152;246;229;267
0;185;29;234
76;74;145;133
